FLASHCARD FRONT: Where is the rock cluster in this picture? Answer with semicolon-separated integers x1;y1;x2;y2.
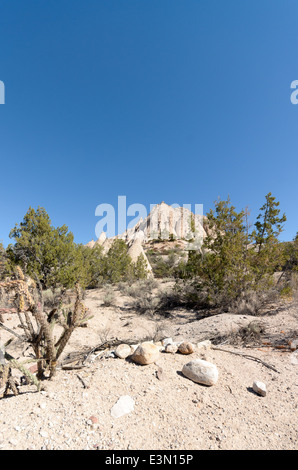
111;337;218;387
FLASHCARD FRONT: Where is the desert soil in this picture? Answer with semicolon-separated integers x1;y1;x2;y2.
0;281;297;450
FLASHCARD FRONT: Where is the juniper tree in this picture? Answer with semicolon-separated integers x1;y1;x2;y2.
0;243;6;279
250;192;286;280
196;198;253;306
102;239;134;283
7;207;85;289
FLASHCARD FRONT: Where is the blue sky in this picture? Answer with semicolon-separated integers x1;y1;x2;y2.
0;0;297;246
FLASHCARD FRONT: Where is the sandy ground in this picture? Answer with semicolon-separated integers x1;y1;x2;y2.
0;282;297;450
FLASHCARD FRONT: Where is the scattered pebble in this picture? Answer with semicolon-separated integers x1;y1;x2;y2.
253;381;267;397
110;396;135;419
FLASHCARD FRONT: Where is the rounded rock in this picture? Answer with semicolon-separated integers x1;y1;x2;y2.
131;342;160;365
178;341;195;355
115;344;133;359
182;359;219;386
253;381;267;397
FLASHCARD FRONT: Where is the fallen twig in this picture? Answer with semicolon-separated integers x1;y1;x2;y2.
60;364;86;370
76;373;89;389
212;346;280;373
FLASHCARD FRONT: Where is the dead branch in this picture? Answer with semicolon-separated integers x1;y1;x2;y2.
212;345;280;373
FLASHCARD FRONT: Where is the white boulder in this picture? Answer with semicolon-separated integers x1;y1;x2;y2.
182;359;219;386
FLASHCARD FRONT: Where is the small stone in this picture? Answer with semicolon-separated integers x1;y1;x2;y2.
40;431;49;438
178;341;195;355
289;339;298;351
88;415;98;424
165;343;178;354
156;367;164;381
110;396;135;419
253;381;267;397
115;344;133;359
162;338;173;347
197;340;212;351
9;438;18;446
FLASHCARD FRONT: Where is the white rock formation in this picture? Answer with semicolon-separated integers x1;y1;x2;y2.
101;237;114;254
127;239;153;276
121;202;206;244
85;240;96;249
86;202;207;263
94;231;106;247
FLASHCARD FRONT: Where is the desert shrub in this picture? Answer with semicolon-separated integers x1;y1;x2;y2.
131;291;160;315
279;285;293;299
278;272;298;301
280;233;298;275
147;250;179;278
123;278;159;298
102;287;116;306
211;320;266;346
81;245;105;288
229;287;279;315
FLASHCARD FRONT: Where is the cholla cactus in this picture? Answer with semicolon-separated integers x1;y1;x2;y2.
0;268;91;391
15;265;25;281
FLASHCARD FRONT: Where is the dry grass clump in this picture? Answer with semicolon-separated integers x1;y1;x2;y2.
211;320;267;347
102;287;116;307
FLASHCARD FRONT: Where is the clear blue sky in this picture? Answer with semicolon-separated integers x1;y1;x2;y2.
0;0;297;247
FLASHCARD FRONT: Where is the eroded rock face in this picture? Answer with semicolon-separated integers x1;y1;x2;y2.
86;202;207;247
127;239;153;277
182;359;219;386
131;342;160;365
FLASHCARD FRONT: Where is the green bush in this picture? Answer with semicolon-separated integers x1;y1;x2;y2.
7;207;85;289
5;208;150;290
175;193;288;311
